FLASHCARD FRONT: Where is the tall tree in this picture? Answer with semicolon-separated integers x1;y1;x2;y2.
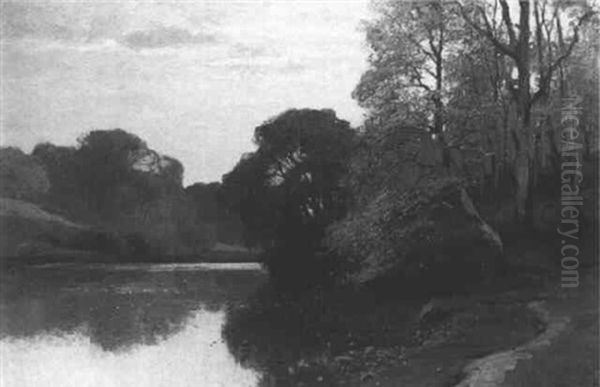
355;0;466;139
458;0;596;221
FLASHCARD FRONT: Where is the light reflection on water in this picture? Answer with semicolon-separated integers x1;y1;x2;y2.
0;263;266;387
35;262;264;272
1;310;259;387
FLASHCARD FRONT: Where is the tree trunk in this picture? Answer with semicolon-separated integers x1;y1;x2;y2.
514;0;533;224
514;107;533;224
514;149;530;221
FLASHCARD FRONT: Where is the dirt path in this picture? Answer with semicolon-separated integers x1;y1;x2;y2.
342;266;597;387
457;268;598;387
498;269;599;387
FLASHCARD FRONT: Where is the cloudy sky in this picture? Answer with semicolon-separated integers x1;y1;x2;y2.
1;0;370;185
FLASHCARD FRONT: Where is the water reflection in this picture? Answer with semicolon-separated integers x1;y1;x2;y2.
0;263;266;386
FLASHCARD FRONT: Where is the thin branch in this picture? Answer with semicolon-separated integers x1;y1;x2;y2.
457;2;515;57
532;9;596;104
499;0;517;47
534;1;545;80
408;64;433;91
405;33;437;62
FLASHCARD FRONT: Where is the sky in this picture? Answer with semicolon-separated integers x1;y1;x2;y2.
1;0;370;185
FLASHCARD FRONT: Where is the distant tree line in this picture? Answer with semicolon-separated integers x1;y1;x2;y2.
1;129;242;257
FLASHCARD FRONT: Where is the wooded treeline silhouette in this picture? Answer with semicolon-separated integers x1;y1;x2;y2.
0;130;243;259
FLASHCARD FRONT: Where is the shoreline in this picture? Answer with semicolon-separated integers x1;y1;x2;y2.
0;250;261;268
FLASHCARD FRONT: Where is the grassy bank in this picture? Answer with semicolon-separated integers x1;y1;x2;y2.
1;249;259;267
0;197;259;265
223;271;547;386
222;231;598;386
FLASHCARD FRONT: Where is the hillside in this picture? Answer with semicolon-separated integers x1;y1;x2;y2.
0;197;96;261
0;197;259;264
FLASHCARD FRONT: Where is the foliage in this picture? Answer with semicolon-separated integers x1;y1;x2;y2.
354;0;464;134
32;143;79;194
221;108;357;288
328;173;489;284
75;129;147;217
457;0;598;220
185;182;244;245
32;143;91;219
329;0;533;284
0;147;50;201
31;129;217;256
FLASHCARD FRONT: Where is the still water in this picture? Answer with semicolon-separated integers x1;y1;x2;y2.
0;262;267;387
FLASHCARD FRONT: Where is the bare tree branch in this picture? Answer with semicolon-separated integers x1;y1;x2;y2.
456;2;516;57
532;9;596;104
499;0;517;47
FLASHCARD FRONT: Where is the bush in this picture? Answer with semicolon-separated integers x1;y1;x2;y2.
328;178;504;289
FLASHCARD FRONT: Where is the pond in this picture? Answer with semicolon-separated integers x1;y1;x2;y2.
0;262;267;387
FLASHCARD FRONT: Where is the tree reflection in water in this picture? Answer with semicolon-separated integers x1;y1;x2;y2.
1;263;266;386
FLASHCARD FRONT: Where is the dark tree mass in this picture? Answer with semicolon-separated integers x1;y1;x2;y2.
221;109;357;287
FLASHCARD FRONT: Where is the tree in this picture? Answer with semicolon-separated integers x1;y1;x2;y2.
221;108;357;287
0;147;49;201
328;0;510;286
33;129;215;255
349;0;486;217
185;182;244;245
354;0;463;137
32;143;85;216
32;143;78;195
457;0;597;222
75;129;147;217
185;182;222;221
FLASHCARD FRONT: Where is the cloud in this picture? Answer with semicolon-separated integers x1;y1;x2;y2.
1;2;87;41
1;2;220;51
1;0;369;185
120;26;217;50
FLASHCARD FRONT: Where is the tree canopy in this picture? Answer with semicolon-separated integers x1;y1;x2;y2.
328;0;598;284
31;129;216;256
222;108;357;287
0;147;50;201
